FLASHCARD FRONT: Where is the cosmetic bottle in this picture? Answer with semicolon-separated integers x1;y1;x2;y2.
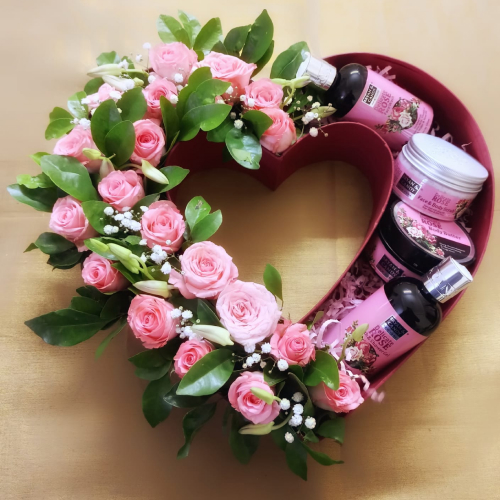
324;257;472;376
296;53;434;150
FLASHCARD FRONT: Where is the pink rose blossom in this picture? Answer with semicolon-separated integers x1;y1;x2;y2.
85;83;122;110
173;339;213;378
127;294;179;349
244;78;283;110
168;241;238;300
259;108;297;154
194;52;256;101
98;170;145;211
216;280;281;345
270;320;315;366
228;371;280;425
309;372;364;413
53;126;99;169
130;119;166;167
140;200;185;252
49;196;97;251
81;253;128;293
143;78;178;119
150;42;198;84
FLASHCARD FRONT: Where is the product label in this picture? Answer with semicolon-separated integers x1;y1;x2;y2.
343;69;434;150
323;287;427;375
396;173;422;200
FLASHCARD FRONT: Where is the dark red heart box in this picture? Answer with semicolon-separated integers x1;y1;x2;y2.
168;53;495;392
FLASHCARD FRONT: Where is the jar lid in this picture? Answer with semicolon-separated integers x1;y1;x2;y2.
403;134;489;193
378;200;475;274
424;257;473;303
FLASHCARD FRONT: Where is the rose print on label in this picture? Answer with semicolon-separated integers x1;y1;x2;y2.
454;199;471;219
342;321;379;374
375;97;420;134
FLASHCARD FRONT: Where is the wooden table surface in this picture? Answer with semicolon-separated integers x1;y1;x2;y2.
1;1;499;498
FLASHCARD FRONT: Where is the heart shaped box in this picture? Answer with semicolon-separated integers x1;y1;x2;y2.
168;53;495;393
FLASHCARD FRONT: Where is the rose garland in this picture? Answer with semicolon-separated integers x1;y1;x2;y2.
9;10;365;480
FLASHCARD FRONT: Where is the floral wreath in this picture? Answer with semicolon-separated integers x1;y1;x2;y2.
9;10;384;481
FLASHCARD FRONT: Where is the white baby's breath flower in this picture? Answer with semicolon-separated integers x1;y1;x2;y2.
290;414;303;427
114;213;124;221
176;85;183;92
261;342;272;354
304;417;316;429
148;74;156;84
123;211;133;220
104;207;114;216
174;73;183;83
252;353;261;363
246;97;255;108
234;119;243;130
293;404;304;415
244;344;256;354
170;308;182;319
226;85;234;95
312;102;320;109
182;310;193;320
279;398;290;410
161;262;172;274
103;225;114;235
170;95;179;104
285;432;294;443
140;253;147;263
79;118;91;130
143;42;151;50
152;245;162;253
246;356;255;367
292;392;304;403
307;95;313;102
129;221;141;232
121;206;131;212
309;127;318;137
239;94;246;102
135;54;143;62
140;206;149;212
277;359;289;371
109;90;122;100
230;112;236;120
139;239;148;246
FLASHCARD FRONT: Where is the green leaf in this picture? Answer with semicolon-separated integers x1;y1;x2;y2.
301;441;343;466
190;210;222;243
242;110;273;139
129;349;171;381
285;433;308;480
76;285;107;304
81;201;114;234
90;99;122;153
306;310;324;330
142;373;173;428
47;248;83;269
163;382;210;408
104;120;136;166
288;364;304;381
68;91;88;119
131;193;159;213
185;196;211;230
70;296;103;316
252;40;274;77
7;184;57;212
317;417;345;444
41;154;98;201
179;103;231;141
33;232;75;255
84;77;104;95
100;291;130;320
116;87;147;123
225;128;262;170
29;152;50;166
25;309;108;346
288;372;314;418
45;119;74;140
240;10;274;64
157;15;190;45
263;263;283;300
304;350;339;390
17;173;54;189
96;51;120;65
176;68;212;118
263;360;287;386
271;424;288;451
24;243;37;253
211;41;228;54
177;349;234;396
178;10;201;48
149;165;189;194
229;411;260;464
193;17;222;53
160;96;180;150
270;41;309;80
177;403;217;459
121;55;135;70
95;317;127;359
206;116;233;143
197;299;223;327
194;79;230;105
303;430;319;443
49;107;73;122
224;25;251;56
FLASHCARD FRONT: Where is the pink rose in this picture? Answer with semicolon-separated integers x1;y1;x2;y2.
259;108;297;154
216;280;281;345
53;126;98;169
49;196;97;251
270;320;315;366
228;371;280;425
130;119;166;167
81;252;129;293
149;42;198;84
143;78;178;119
127;294;179;349
140;200;185;252
97;170;145;211
85;83;122;110
173;339;213;378
309;372;364;413
391;106;405;120
168;241;238;300
244;78;283;110
194;52;256;101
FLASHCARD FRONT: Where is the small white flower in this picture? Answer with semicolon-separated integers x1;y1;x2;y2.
290;415;303;427
109;90;122;100
252;353;261;363
121;218;131;228
123;211;133;220
312;102;320;109
174;73;183;83
226;85;234;95
170;308;182;319
246;357;255;367
104;207;114;216
143;42;151;50
118;60;129;70
277;359;289;371
279;398;290;410
303;111;315;124
234;119;243;130
230;112;236;120
176;85;184;92
261;342;272;354
121;206;131;212
112;226;119;233
242;363;248;369
183;325;193;335
307;95;313;102
169;95;179;104
285;432;294;444
81;97;92;105
129;221;141;232
293;404;304;415
71;118;80;125
161;262;172;274
135;54;143;62
114;213;125;221
140;206;149;212
182;310;193;320
148;74;156;84
246;97;255;108
166;239;171;245
152;245;162;253
140;253;147;263
79;118;91;130
103;225;114;235
244;344;256;354
304;417;316;429
139;239;148;246
239;94;246;102
309;127;318;137
292;392;304;403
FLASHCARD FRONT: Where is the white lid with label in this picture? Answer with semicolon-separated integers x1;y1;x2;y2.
296;52;337;90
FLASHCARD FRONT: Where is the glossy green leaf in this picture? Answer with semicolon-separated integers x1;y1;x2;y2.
49;107;73;122
84;77;104;95
68;91;88;119
131;193;159;213
157;15;190;46
242;110;273;139
252;40;274;77
177;402;217;459
95;317;127;359
129;349;171;381
271;41;309;80
301;441;343;466
104;120;135;166
177;349;234;396
263;263;283;300
285;433;308;480
116;87;147;123
303;350;339;390
90;99;122;153
163;382;210;408
288;372;314;418
193;17;222;53
82;200;114;234
179;103;231;141
178;10;201;47
317;417;345;444
46;248;83;269
76;285;107;304
225;128;262;170
142;373;173;428
159;96;180;150
303;430;320;443
176;68;212;117
70;296;103;316
16;173;54;189
206;116;233;143
211;41;228;54
240;10;274;64
224;25;250;56
100;292;130;320
197;300;223;327
45;118;74;140
195;79;231;105
229;411;260;464
190;210;222;243
29;152;50;166
263;360;287;386
96;51;120;65
7;184;58;212
33;232;75;255
148;165;189;194
185;196;211;230
25;309;108;346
